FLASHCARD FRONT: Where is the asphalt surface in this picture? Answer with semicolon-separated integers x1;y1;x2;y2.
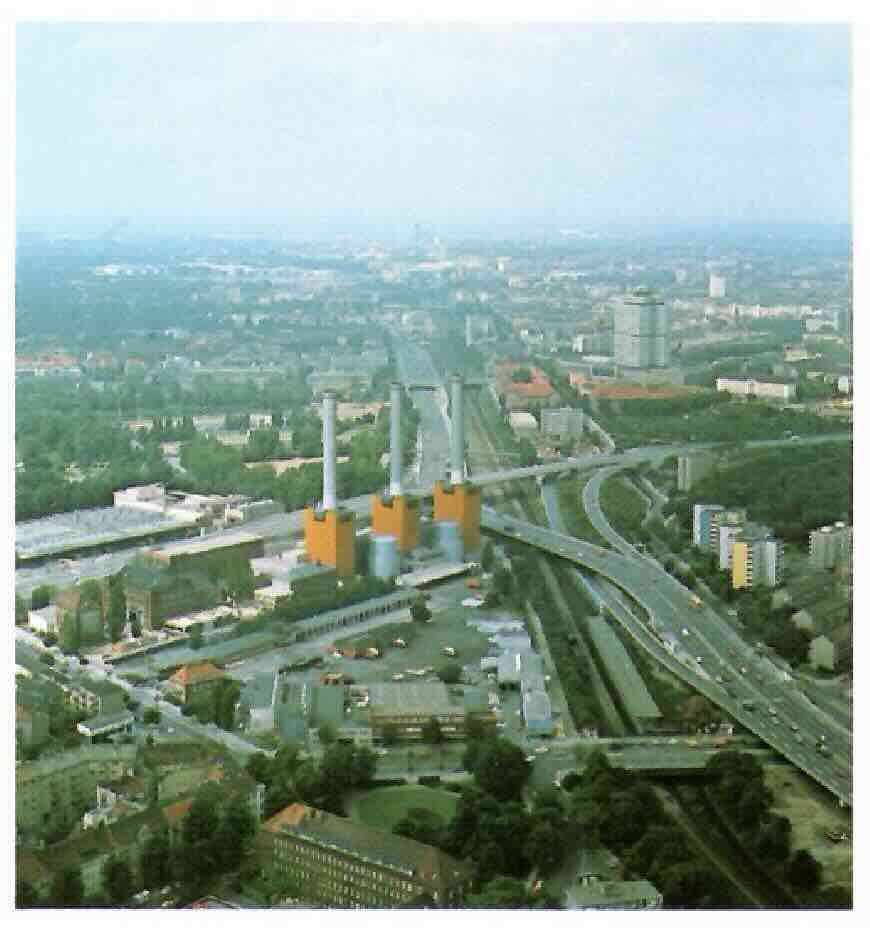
482;507;852;806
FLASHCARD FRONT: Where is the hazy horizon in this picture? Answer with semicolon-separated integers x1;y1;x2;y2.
17;22;850;229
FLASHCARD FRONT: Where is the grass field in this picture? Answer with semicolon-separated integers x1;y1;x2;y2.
347;785;461;831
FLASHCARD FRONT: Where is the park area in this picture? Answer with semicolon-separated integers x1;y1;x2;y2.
764;765;852;896
346;784;460;832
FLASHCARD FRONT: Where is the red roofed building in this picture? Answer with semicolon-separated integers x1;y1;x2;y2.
165;662;225;705
257;802;472;907
494;361;559;411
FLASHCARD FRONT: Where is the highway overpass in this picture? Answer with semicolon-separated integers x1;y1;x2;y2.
481;507;852;807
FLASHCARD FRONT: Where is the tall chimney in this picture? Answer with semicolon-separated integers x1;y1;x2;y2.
321;392;337;510
449;374;465;485
389;381;403;497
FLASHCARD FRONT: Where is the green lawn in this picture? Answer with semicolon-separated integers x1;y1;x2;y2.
347;785;461;831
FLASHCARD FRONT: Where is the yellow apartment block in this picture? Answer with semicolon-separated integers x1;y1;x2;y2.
433;481;481;552
370;494;420;554
304;508;355;577
731;541;751;590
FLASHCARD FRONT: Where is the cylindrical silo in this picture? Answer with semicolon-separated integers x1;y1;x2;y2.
436;520;464;562
449;374;465;485
389;381;403;497
370;534;401;579
322;392;337;510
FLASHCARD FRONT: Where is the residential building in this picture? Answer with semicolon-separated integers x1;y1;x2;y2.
27;604;61;636
712;508;748;568
541;407;585;438
15;744;138;840
731;524;783;589
709;274;726;299
565;875;663;911
613;289;670;369
808;624;852;673
692;504;724;548
493;361;559;411
508;411;539;435
165;662;226;705
258;803;472;907
715;378;796;402
809;522;852;570
58;677;127;717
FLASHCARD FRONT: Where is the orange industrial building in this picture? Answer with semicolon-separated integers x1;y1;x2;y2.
371;493;419;554
433;481;481;552
303;392;355;577
303;508;355;577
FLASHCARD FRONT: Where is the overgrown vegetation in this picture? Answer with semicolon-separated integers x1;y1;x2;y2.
668;441;851;545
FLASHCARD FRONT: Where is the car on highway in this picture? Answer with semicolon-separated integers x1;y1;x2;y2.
681;627;690;637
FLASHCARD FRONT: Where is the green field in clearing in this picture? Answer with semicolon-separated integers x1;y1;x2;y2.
347;785;460;831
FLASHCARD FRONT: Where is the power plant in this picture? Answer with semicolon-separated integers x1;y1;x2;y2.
370;382;420;576
432;374;481;555
303;392;355;576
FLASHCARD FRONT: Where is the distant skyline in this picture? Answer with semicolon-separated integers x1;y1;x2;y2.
16;23;850;230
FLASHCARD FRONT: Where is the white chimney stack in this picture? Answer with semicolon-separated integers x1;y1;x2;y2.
321;392;337;510
450;374;465;485
389;382;403;497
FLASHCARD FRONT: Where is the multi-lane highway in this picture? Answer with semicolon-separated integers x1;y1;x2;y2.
482;507;851;806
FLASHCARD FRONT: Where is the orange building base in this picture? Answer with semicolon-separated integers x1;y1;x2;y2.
303;508;356;577
371;494;420;554
433;481;481;552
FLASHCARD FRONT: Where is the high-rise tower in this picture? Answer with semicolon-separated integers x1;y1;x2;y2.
613;288;670;369
303;392;355;576
433;374;481;554
371;382;419;560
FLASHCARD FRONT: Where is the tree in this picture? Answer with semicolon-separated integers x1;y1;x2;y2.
179;786;222;885
754;814;792;863
16;880;41;908
493;567;513;598
15;593;28;624
102;855;135;905
51;866;84;907
107;582;126;643
788;849;822;893
61;611;81;654
30;585;54;610
189;624;203;650
143;707;161;726
214;680;240;731
215;795;258;871
467;875;558;908
436;663;462;684
422;717;444;745
410;597;432;623
481;541;495;573
472;738;530;802
318;722;338;745
657;861;731;908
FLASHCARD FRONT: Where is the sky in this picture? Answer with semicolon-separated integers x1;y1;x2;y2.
15;22;851;230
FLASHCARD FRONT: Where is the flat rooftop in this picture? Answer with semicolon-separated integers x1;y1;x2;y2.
150;529;263;559
16;506;188;560
396;562;471;588
367;682;451;716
